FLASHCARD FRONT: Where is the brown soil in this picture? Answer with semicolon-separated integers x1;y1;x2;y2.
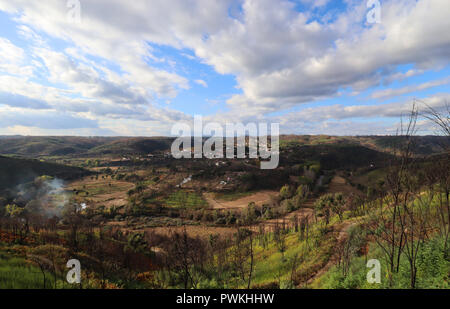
203;191;279;210
67;176;134;209
328;175;360;195
144;225;238;238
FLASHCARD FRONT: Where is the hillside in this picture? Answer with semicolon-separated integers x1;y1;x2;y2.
87;137;174;155
281;143;394;170
280;135;448;157
0;135;447;159
355;136;449;156
0;136;175;158
0;155;91;191
0;136;120;157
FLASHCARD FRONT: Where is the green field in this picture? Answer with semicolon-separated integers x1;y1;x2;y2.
165;191;208;209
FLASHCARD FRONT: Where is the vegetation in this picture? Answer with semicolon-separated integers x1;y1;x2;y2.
0;105;448;289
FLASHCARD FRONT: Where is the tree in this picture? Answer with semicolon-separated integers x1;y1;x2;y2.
330;193;346;222
279;185;292;200
421;99;450;256
164;226;207;289
336;226;365;276
273;221;287;259
5;204;26;239
62;203;83;250
314;194;332;225
365;103;429;287
232;228;254;288
6;204;24;218
125;233;148;254
296;184;309;200
245;202;258;224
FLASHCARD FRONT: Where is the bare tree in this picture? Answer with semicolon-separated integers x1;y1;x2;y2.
366;104;419;284
164;226;207;289
421;99;450;137
232;228;254;288
421;99;450;256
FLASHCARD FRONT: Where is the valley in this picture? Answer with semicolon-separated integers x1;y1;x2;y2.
0;134;448;289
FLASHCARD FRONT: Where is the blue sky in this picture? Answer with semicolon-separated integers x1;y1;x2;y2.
0;0;448;136
146;44;241;116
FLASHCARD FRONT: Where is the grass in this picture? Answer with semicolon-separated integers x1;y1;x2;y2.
70;179;133;198
311;193;450;289
314;236;450;289
165;191;208;210
196;219;340;289
0;248;64;289
248;225;337;288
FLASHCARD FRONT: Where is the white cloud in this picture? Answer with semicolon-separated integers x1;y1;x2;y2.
213;0;450;114
0;0;194;98
371;77;450;100
0;0;449;135
194;79;208;87
2;0;449;114
0;38;33;76
270;93;450;130
0;106;99;129
383;69;424;85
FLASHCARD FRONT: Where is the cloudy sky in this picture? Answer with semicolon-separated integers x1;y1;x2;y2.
0;0;449;136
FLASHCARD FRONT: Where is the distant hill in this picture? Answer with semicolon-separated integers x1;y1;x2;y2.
355;136;449;156
0;135;446;159
0;136;175;158
0;136;120;157
280;135;448;156
0;155;91;191
281;143;395;170
88;137;174;155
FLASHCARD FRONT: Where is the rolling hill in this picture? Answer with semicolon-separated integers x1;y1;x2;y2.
0;135;447;159
0;136;175;158
87;137;174;155
0;136;119;157
0;155;92;191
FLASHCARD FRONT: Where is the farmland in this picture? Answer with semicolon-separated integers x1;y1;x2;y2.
0;134;448;289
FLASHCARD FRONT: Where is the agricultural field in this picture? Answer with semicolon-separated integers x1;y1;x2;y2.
0;134;448;290
1;0;450;297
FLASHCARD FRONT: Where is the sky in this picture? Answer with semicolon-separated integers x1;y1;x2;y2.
0;0;449;136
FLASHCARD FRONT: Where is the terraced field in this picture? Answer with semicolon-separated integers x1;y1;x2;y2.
203;190;279;210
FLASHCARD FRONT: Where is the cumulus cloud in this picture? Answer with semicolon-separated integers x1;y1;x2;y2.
212;0;450;113
0;0;207;98
0;37;34;76
33;47;151;106
0;0;448;135
291;93;449;121
268;93;450;134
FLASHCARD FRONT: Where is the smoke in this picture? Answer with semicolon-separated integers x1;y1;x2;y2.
15;176;72;218
45;177;71;217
